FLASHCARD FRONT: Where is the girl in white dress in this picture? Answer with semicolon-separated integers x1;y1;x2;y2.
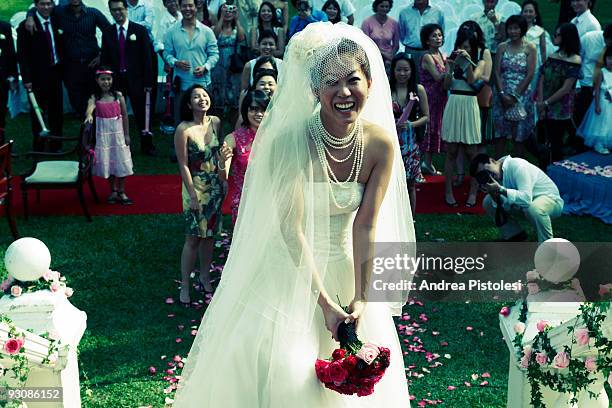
172;22;415;407
578;48;612;154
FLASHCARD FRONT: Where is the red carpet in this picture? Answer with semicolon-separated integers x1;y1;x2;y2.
4;174;484;217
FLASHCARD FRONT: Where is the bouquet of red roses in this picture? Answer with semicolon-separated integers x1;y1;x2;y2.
315;320;390;397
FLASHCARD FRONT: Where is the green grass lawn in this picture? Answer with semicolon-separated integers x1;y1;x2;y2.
0;1;611;407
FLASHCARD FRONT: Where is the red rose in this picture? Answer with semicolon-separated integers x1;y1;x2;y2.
315;359;331;383
327;361;349;384
4;338;22;355
342;355;358;370
332;348;346;361
357;384;375;397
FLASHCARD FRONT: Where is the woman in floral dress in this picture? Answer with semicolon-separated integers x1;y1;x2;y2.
175;85;225;305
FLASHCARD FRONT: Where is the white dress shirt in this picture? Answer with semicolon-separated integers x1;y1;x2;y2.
399;3;445;49
36;11;59;65
500;156;564;209
155;11;182;53
128;0;154;41
571;9;601;37
579;30;605;87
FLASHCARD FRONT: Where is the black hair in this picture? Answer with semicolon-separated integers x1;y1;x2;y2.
420;23;444;49
389;53;417;95
180;84;212;122
505;14;528;37
322;0;342;23
470;153;492;177
252;56;278;79
557;22;580;56
372;0;393;13
93;66;120;100
521;0;543;27
108;0;128;8
240;90;270;127
454;25;481;62
257;1;283;31
258;29;278;45
603;24;612;42
217;3;237;29
251;68;278;90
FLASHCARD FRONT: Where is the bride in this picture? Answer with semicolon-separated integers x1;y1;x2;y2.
173;22;415;407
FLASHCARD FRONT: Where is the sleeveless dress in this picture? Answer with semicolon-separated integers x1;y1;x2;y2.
211;29;242;110
173;182;411;407
419;53;448;153
92;99;133;179
441;60;481;145
392;94;423;182
578;68;612;150
181;122;224;237
493;46;535;141
230;127;256;225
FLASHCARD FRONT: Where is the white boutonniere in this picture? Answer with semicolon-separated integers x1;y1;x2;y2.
129;34;137;41
0;34;5;41
57;29;63;35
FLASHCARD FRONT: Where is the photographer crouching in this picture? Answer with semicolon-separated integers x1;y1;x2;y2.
470;154;564;242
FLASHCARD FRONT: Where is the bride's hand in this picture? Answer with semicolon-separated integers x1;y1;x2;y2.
321;300;350;341
346;299;366;332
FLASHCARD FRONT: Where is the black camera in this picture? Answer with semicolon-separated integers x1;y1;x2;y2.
475;170;494;185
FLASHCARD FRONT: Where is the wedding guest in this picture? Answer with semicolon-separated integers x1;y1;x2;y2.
390;53;429;215
311;0;355;24
522;0;552;75
211;3;246;121
164;0;219;125
399;0;444;74
471;153;564;242
174;84;223;304
241;37;283;91
0;20;17;146
249;2;285;57
536;23;582;161
25;0;112;119
195;0;213;26
419;23;448;175
573;25;611;151
84;68;134;205
16;0;62;150
578;47;612;154
287;1;328;41
235;66;277;129
471;0;505;57
156;0;182;70
101;0;155;155
322;0;341;24
570;0;600;37
361;0;400;70
270;0;289;30
441;27;485;208
493;15;536;158
221;90;270;224
237;0;263;38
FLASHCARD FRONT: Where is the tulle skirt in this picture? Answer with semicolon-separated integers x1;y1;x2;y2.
577;100;611;149
172;255;411;407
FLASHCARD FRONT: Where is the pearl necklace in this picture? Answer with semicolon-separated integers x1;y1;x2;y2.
309;113;364;209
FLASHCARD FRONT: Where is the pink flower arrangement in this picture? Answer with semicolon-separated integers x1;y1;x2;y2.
3;337;24;355
64;287;74;298
10;285;22;297
50;282;60;292
499;306;510;317
356;343;380;365
523;346;532;359
553;352;570;369
42;269;54;282
584;357;597;372
527;283;540;295
598;284;612;298
536;320;549;332
520;355;529;368
0;276;14;291
526;270;540;281
575;328;590;346
535;352;547;366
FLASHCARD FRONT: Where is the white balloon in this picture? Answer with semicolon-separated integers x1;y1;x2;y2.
534;238;581;284
4;238;51;282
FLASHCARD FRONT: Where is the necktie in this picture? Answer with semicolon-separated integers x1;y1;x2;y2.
119;26;126;72
44;21;54;65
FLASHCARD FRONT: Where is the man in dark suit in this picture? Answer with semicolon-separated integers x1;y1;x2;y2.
0;20;18;145
17;0;64;151
101;0;155;155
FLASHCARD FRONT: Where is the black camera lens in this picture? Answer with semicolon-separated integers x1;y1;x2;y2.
475;170;492;185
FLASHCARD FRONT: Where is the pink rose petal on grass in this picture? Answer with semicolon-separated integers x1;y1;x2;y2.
447;386;456;391
175;338;182;343
480;381;489;386
177;325;184;331
167;314;175;318
464;382;471;387
499;306;510;317
471;374;479;381
165;298;174;305
148;366;156;375
191;330;198;336
481;372;491;378
466;326;473;331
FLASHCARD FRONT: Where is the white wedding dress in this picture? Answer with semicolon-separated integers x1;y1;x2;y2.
173;182;410;407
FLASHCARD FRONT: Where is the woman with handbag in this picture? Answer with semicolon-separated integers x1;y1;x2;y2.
211;3;246;122
493;15;537;159
536;23;582;162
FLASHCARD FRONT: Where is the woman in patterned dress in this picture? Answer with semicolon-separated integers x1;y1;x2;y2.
493;14;537;158
419;23;449;175
174;85;224;305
